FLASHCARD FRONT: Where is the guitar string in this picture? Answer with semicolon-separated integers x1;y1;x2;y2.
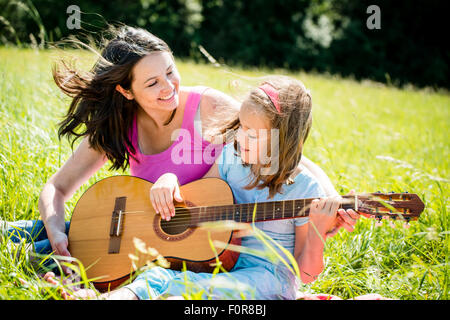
110;194;377;226
98;193;414;233
111;207;405;230
111;205;315;230
115;202;409;230
111;197;375;230
108;197;405;229
112;202;364;229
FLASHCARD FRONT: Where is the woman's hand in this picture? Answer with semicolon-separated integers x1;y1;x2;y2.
47;230;73;275
150;173;183;221
49;231;71;257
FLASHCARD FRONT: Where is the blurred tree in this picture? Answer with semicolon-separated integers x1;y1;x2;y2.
0;0;448;88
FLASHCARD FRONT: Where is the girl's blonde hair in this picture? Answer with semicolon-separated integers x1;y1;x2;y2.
211;75;313;199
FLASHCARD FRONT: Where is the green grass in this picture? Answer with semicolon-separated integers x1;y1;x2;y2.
0;47;448;300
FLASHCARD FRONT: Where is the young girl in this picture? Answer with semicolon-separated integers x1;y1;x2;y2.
120;75;357;300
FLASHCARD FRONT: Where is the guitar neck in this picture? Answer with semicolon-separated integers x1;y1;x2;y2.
190;196;357;225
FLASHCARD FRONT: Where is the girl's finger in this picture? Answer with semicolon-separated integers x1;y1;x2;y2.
149;192;158;214
326;226;339;238
337;209;355;232
173;185;183;203
310;199;320;211
318;198;327;210
329;198;341;216
340;210;358;226
154;193;166;220
163;189;175;217
346;209;360;220
322;197;338;215
160;190;172;221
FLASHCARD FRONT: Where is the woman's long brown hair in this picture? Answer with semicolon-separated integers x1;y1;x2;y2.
53;26;172;171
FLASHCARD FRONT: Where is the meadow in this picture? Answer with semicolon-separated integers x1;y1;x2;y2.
0;47;448;300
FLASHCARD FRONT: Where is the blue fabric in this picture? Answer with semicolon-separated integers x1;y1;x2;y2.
217;143;326;265
3;219;70;254
125;143;326;300
125;255;298;300
2;219;70;271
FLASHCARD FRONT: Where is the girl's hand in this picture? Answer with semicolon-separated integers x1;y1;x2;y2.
309;196;341;237
150;173;183;221
325;189;360;238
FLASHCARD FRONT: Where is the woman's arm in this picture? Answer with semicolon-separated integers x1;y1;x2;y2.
38;136;107;257
300;156;338;196
202;162;220;179
198;88;240;143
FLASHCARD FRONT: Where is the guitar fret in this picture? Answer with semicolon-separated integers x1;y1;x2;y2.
244;204;248;222
200;197;319;224
292;199;295;218
303;199;306;217
274;202;278;220
272;202;275;219
295;199;301;216
267;202;275;220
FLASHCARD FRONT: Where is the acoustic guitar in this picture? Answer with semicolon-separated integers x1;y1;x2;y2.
67;175;425;291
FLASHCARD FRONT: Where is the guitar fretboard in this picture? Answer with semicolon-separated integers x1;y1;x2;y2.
178;197;356;225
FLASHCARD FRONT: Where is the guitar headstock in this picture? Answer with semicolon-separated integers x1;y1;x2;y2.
353;192;425;223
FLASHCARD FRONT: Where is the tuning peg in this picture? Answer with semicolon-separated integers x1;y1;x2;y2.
388;219;396;228
375;215;383;226
403;217;411;229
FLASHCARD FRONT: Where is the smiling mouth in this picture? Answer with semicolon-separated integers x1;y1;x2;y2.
159;90;175;101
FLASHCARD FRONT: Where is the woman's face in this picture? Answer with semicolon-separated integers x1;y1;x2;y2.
129;51;181;114
236;102;272;165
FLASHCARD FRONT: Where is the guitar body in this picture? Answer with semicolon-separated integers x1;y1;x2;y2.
68;175;240;291
68;175;425;291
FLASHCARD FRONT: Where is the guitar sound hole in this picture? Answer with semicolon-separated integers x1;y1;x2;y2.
160;209;191;235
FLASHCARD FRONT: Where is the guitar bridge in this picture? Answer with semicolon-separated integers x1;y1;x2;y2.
108;196;127;254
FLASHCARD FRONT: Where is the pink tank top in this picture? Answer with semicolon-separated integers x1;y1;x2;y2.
128;86;224;185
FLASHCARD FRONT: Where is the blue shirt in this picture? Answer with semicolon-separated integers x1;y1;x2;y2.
217;143;326;265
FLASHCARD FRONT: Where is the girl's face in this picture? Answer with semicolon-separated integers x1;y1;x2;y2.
129;51;181;114
236;102;273;165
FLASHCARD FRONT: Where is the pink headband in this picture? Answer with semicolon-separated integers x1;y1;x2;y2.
258;83;281;113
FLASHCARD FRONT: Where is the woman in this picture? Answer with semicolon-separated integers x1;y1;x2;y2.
4;26;358;299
